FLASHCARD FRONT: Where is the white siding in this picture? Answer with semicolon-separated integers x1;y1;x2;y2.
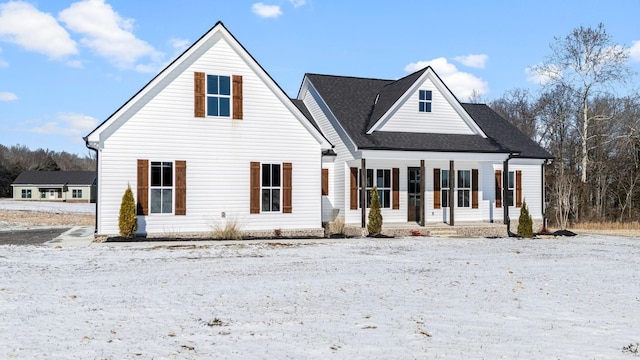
485;162;545;224
377;77;475;135
321;161;336;223
96;35;323;236
302;85;356;221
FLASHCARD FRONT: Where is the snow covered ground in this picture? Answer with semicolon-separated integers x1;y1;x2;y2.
1;235;639;359
0;198;94;214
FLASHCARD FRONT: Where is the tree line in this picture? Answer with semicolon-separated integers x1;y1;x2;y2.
488;23;640;227
0;144;95;197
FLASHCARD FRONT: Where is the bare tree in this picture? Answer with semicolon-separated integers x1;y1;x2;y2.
533;23;632;183
490;88;539;140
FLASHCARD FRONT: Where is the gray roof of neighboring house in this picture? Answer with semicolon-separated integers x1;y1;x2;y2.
12;171;96;186
304;71;552;159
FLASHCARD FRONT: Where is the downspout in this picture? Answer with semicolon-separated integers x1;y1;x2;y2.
84;137;98;234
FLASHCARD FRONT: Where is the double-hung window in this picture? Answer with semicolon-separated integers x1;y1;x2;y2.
507;171;515;207
441;169;450;208
150;161;173;214
359;169;391;208
419;90;432;112
72;189;82;198
207;75;231;117
262;163;281;212
457;170;471;208
21;189;31;198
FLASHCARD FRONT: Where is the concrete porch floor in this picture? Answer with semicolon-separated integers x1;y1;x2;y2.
343;221;508;238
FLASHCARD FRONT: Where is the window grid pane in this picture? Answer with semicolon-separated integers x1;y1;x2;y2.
261;163;281;212
359;168;393;209
206;74;231;117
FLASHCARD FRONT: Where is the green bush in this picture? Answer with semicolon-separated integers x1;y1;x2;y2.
118;185;137;238
367;187;383;235
517;200;534;238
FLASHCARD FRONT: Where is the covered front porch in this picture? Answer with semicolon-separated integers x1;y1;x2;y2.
338;151;513;229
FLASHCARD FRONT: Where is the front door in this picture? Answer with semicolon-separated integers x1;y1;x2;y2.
408;167;421;223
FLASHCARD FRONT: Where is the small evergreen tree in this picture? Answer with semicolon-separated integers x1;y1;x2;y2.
119;185;137;238
517;200;534;238
367;187;383;236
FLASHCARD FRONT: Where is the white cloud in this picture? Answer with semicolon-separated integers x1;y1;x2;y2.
0;47;7;67
289;0;306;8
31;113;97;139
169;37;190;53
525;63;561;85
628;40;640;62
405;57;489;101
59;0;163;70
0;91;17;101
0;1;77;59
252;3;283;18
453;54;488;69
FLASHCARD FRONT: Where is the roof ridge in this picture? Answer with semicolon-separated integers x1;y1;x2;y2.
305;73;394;82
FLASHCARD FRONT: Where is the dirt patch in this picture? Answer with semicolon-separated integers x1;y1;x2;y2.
0;210;94;229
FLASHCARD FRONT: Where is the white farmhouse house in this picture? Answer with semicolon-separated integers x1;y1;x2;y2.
85;22;551;239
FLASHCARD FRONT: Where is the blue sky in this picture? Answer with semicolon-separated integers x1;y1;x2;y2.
1;0;639;156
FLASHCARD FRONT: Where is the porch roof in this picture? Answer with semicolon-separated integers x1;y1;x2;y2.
305;73;552;159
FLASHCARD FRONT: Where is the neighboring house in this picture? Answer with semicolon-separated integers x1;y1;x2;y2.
85;21;551;238
11;171;96;203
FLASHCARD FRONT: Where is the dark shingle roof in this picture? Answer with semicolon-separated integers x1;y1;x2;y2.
12;171;96;186
305;72;552;158
462;103;552;159
291;99;320;132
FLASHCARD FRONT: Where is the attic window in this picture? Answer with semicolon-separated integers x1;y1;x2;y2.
207;75;231;117
419;90;432;112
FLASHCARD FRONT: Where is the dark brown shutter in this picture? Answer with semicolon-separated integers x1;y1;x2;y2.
350;167;358;210
495;170;502;208
175;160;186;215
433;168;441;209
392;167;399;210
137;159;148;215
472;169;479;209
321;168;329;196
250;162;260;214
194;72;205;118
232;75;243;120
283;162;292;213
516;170;523;207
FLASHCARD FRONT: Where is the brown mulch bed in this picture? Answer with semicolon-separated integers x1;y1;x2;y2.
0;210;94;228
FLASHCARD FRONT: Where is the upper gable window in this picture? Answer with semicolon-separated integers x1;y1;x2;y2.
419;90;432;113
207;75;231;117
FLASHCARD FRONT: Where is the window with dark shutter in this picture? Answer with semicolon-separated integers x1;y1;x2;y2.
392;168;399;210
472;169;479;209
516;170;523;207
232;75;243;120
350;167;358;210
175;160;186;215
433;168;441;209
283;163;292;213
250;162;260;214
321;168;329;196
137;159;149;215
194;72;205;118
495;170;502;208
